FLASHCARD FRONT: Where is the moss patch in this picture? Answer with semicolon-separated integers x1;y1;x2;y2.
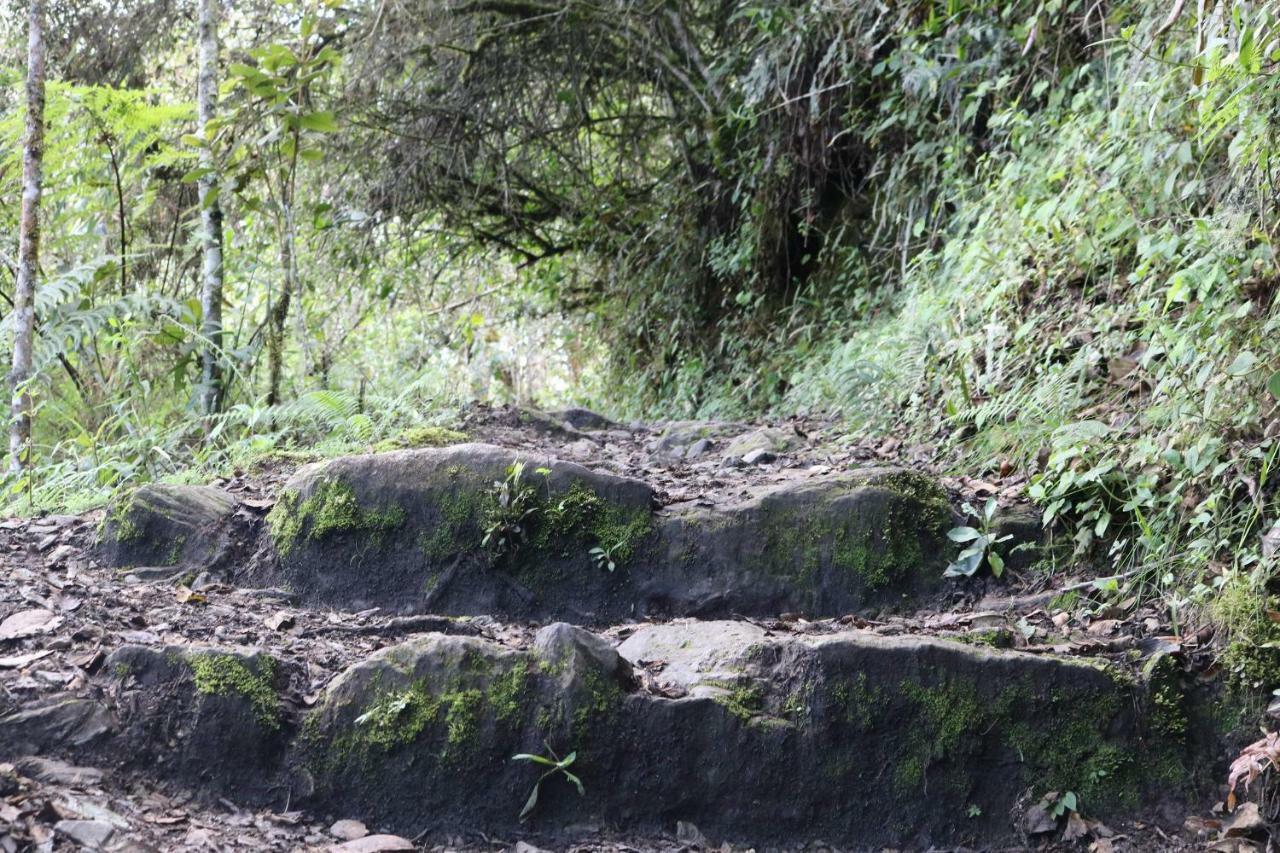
716;681;765;722
188;653;280;729
373;426;468;453
754;477;949;598
890;669;1174;814
268;479;405;556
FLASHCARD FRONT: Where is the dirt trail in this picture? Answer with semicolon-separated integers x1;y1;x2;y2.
0;406;1226;851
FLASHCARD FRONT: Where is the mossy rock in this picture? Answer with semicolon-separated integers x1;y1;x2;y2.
642;467;956;616
292;621;1215;847
98;483;237;570
99;645;292;799
257;451;959;620
261;443;656;618
723;426;802;458
299;624;633;830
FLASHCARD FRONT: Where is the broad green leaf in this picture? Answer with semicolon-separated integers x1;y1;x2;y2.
518;783;538;820
1228;351;1259;377
1266;371;1280;399
947;526;981;542
300;111;339;133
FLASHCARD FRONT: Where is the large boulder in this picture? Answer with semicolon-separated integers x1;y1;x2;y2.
254;446;957;621
641;467;955;616
101;645;293;799
97;484;238;571
298;624;634;832
261;444;655;619
294;622;1203;848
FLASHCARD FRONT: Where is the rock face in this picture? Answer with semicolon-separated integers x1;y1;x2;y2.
315;625;1205;846
0;610;1214;848
251;445;953;621
97;484;237;570
261;444;655;619
24;622;1198;849
101;645;292;798
644;468;954;616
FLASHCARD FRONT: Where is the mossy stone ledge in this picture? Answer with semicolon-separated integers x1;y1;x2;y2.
97;483;238;570
290;620;1214;847
254;445;959;621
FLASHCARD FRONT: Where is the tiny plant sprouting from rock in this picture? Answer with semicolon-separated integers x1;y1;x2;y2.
944;497;1012;579
589;542;621;572
511;742;584;821
482;461;540;560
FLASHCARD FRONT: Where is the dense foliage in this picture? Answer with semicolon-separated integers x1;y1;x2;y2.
5;0;1280;665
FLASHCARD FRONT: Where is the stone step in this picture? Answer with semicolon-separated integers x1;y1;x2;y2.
99;444;959;622
1;620;1214;849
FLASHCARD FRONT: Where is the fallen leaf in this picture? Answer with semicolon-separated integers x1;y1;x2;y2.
1063;810;1090;841
0;609;63;641
1224;802;1265;838
175;587;206;605
1263;520;1280;560
0;649;52;668
327;835;414;853
1022;802;1057;835
329;819;368;841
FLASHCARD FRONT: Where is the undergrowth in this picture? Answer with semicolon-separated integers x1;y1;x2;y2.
603;8;1280;687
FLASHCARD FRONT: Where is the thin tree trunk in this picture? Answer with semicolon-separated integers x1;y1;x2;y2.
10;0;45;473
196;0;225;416
266;126;301;408
266;204;293;406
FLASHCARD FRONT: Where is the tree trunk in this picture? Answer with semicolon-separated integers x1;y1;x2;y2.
196;0;225;417
10;0;46;473
266;227;292;406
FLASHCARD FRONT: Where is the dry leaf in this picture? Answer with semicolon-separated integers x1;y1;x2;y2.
0;649;52;668
0;609;63;640
175;587;207;605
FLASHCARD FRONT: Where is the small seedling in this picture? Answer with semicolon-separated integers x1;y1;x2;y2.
589;542;622;572
511;742;584;821
944;497;1013;578
1047;790;1078;819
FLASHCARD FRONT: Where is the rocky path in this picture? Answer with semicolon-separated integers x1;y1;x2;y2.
0;407;1241;851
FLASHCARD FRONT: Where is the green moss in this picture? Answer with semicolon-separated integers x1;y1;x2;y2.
831;673;883;731
101;488;144;544
715;681;764;722
372;426;468;453
534;480;653;566
755;481;944;596
952;629;1015;649
165;534;187;566
881;664;1178;815
441;688;483;754
421;481;488;561
491;660;531;725
268;479;405;557
894;679;986;793
188;653;280;729
351;682;439;750
1146;655;1188;742
573;669;624;738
